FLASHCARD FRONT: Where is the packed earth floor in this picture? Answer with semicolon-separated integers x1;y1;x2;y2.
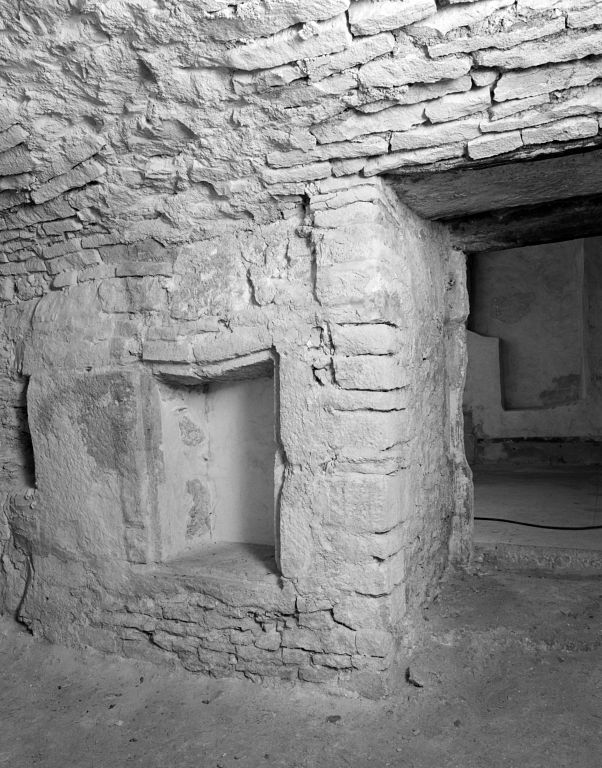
1;565;600;768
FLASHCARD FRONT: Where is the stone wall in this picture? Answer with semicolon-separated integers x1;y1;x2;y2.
1;0;597;693
0;176;467;696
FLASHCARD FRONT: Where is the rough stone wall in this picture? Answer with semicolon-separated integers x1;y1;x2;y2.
1;0;602;276
3;0;594;692
0;173;465;696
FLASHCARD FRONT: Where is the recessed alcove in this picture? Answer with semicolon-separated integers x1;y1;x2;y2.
155;354;279;563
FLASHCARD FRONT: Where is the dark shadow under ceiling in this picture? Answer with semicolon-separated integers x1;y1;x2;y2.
387;146;602;253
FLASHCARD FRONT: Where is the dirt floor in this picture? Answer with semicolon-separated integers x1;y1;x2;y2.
1;566;600;768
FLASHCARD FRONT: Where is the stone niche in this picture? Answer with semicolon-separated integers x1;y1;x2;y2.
155;353;280;560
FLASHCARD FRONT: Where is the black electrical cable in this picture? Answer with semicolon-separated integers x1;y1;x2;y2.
474;516;602;531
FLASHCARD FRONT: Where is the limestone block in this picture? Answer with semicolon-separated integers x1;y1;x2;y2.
319;473;405;532
326;409;407;457
235;644;279;663
356;76;472;113
390;116;481;150
0;190;28;212
281;624;356;654
282;648;311;665
324;387;409;415
331;323;399;355
310;181;386;210
334;550;405;595
25;257;48;274
52;271;78;289
494;58;602;102
0;101;19;132
221;14;351;71
78;264;116;282
0;261;27;276
334;354;405;390
46;250;102;276
42;218;83;235
31;159;105;205
333;589;406;629
98;277;166;314
355;629;395;657
80;232;122;249
427;17;565;58
362;143;465;175
488;93;549;121
192;331;270;364
517;0;596;8
425;86;491;123
260;161;332;184
475;29;602;70
202;0;351;41
359;51;471;88
325;525;405;563
298;610;336;632
332;157;370;176
254;631;282;651
267;134;388;167
142;340;192;363
311;652;353;669
0;145;35;176
521;116;599;145
481;87;602;133
408;0;513;37
0;125;28;153
568;5;602;27
311;102;424;143
471;69;498;87
41;238;81;260
316;261;391;306
0;277;15;302
298;664;340;683
348;0;436;36
303;32;395;80
233;63;304;92
312;198;387;230
191;573;296;614
467;131;523;159
27;371;159;564
116;262;174;277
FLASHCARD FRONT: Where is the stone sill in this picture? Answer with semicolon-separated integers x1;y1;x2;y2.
162;541;278;581
129;541;295;613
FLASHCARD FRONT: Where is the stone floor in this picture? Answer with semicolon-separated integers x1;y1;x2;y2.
1;565;600;768
474;467;602;571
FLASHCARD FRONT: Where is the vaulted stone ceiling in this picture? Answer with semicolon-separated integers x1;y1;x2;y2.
1;0;602;293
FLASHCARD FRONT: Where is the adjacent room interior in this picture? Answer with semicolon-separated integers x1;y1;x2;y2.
463;236;602;564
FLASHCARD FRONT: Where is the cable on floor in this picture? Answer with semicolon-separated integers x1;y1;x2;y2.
474;516;602;531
